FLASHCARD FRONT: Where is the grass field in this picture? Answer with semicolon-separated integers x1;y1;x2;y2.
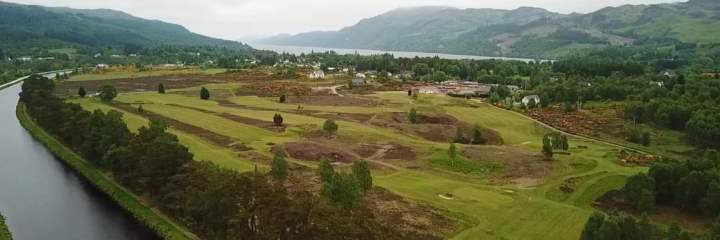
67;68;226;82
64;79;652;239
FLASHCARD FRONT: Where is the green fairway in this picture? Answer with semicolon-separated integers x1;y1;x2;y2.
67;88;647;240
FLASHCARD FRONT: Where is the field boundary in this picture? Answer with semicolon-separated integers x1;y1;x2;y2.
16;103;197;240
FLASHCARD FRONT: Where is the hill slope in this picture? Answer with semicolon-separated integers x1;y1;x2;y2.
0;1;251;51
262;0;720;58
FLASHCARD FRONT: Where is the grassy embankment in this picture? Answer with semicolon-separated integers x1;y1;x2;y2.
0;213;11;240
16;103;197;240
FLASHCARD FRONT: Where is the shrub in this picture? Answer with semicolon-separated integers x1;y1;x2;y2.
323;119;338;135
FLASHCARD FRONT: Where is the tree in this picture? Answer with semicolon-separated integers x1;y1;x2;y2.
412;63;430;76
528;98;538;109
279;94;286;103
200;87;210;100
687;110;720;148
137;104;144;113
581;212;605;240
78;87;86;98
407;89;413;96
623;173;655;211
710;218;720;240
270;152;289;181
158;83;165;94
542;135;554;160
323;119;338;135
326;172;361;209
408;108;418;124
637;189;655;213
318;158;335;184
471;125;486;144
560;135;569;151
352;160;372;194
448;143;457;167
273;113;284;127
98;85;117;102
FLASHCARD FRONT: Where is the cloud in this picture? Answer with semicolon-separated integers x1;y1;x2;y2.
6;0;682;40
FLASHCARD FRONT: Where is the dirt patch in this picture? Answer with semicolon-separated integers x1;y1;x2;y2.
463;145;553;187
57;74;222;93
371;112;503;144
283;142;356;162
354;143;417;161
310;112;375;123
618;150;660;167
527;105;610;135
235;82;311;97
366;188;458;239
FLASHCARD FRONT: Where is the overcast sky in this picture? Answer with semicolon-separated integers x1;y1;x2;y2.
9;0;682;41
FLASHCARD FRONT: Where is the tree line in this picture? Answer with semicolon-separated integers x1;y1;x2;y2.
20;75;433;240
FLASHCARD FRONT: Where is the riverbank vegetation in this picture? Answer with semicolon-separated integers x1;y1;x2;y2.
0;213;11;240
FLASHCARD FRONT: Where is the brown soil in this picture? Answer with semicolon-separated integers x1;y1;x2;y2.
113;103;251;150
57;74;222;93
354;143;417;161
527;105;610;135
365;187;458;239
463;145;553;187
282;142;356;162
618;150;660;167
286;95;378;107
371;112;503;144
236;82;311;97
310;112;375;123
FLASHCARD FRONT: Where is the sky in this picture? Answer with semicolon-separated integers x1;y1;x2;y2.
8;0;682;41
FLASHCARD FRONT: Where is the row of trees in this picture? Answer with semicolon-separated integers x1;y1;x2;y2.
622;150;720;217
579;211;717;240
20;75;419;240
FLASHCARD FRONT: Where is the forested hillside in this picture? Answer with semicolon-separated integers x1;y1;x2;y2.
262;0;720;58
0;1;252;55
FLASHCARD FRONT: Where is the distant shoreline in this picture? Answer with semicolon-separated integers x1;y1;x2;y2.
251;44;550;62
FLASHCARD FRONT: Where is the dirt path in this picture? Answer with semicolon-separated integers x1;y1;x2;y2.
365;145;403;171
311;85;345;96
472;99;650;154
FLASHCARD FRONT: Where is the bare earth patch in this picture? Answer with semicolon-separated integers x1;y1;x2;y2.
463;145;554;187
283;142;357;163
371;112;503;144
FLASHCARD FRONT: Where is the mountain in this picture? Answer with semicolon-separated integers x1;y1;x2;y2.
0;1;251;51
261;0;720;58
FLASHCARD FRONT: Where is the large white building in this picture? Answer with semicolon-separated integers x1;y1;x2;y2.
308;70;325;79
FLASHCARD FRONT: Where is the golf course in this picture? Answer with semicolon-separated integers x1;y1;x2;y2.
54;68;652;240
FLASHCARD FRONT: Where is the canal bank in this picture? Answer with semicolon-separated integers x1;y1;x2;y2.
0;75;191;240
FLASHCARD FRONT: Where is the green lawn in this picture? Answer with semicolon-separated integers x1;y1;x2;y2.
70;89;647;240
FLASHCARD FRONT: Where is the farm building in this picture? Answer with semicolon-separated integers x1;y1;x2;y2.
308;70;325;79
355;73;366;79
522;95;540;106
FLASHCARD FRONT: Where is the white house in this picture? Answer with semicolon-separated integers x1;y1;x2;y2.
96;64;109;69
355;73;366;79
308;70;325;79
522;95;541;106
